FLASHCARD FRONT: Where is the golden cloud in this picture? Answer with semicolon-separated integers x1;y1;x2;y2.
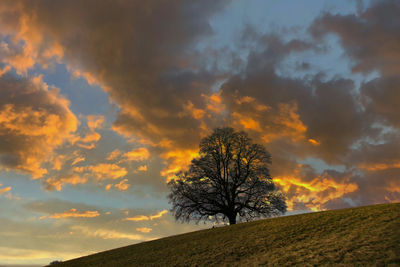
125;209;168;222
0;75;78;178
137;165;148;172
233;112;262;131
71;225;147;241
160;149;199;181
44;175;87;191
106;149;122;161
114;179;130;191
203;91;226;114
79;132;101;143
0;183;11;195
71;156;85;166
105;184;113;191
123;147;150;161
274;175;358;211
76;143;96;150
358;162;400;172
52;155;66;171
74;163;127;180
180;101;206;120
261;102;307;143
87;115;105;130
41;208;100;219
136;227;152;233
149;210;168;220
308;138;321;146
125;215;148;222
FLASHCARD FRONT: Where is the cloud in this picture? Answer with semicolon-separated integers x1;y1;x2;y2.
310;0;400;131
274;169;358;211
123;147;150;162
107;149;122;161
70;225;148;241
87;115;105;131
114;179;130;191
125;210;168;222
310;0;400;76
160;149;199;180
136;227;152;233
0;74;78;178
0;183;11;195
74;163;127;180
43;174;87;191
137;165;148;172
71;156;85;166
40;208;100;219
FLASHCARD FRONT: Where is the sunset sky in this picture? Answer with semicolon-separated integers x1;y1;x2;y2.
0;0;399;265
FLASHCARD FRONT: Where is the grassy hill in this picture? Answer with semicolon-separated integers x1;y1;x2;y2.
51;203;400;266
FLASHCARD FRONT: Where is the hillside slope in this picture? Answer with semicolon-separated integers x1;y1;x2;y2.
52;203;400;266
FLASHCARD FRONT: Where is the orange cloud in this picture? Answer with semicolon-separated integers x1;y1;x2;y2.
231;98;307;144
124;215;148;222
160;149;199;181
274;175;358;211
137;165;148;172
52;155;66;171
0;65;11;77
76;143;96;150
308;138;321;146
71;226;147;241
0;184;11;195
266;102;307;142
87;115;105;130
71;157;85;166
180;101;205;120
107;149;122;161
203;91;225;114
114;179;130;191
358;162;400;171
0;6;64;75
44;175;87;191
123;147;150;161
105;184;113;191
136;227;152;233
125;210;168;222
0;75;78;178
41;208;100;219
149;210;168;220
74;163;127;180
233;112;261;131
80;132;101;143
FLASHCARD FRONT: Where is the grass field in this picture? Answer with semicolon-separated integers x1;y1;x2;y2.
50;203;400;266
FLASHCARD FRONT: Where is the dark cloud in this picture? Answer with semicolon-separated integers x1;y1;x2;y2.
0;74;78;177
307;0;400;208
310;0;400;76
220;37;365;164
361;76;400;128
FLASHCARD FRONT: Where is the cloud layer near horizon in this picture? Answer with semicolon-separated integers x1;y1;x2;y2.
0;0;399;214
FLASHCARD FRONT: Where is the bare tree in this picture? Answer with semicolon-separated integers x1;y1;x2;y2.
168;127;286;225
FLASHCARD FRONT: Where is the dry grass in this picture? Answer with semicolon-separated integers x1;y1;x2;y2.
51;203;400;266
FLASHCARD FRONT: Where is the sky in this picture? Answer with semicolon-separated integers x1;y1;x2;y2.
0;0;399;265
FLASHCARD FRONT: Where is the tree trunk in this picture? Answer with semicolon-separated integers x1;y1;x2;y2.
228;213;236;225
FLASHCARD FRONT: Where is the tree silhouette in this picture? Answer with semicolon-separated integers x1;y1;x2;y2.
168;127;286;225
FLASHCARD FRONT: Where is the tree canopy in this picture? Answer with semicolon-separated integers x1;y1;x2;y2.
168;127;286;225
